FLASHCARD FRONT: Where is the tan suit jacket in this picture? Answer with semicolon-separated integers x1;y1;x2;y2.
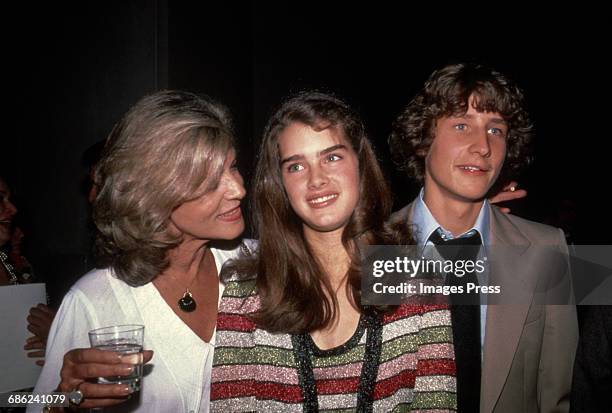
389;202;578;413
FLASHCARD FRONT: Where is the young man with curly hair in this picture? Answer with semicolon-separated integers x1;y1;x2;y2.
389;63;578;413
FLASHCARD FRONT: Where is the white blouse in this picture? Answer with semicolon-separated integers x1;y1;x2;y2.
27;243;247;413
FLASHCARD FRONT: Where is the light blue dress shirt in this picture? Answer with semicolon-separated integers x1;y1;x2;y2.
411;188;490;352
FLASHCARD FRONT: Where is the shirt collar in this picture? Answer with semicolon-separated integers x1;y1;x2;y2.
412;188;490;246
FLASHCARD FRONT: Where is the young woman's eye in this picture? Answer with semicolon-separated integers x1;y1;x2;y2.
287;163;304;173
230;160;239;170
325;154;342;162
454;124;467;131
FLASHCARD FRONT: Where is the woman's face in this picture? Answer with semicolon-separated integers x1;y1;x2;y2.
278;122;360;236
0;179;17;247
169;149;246;242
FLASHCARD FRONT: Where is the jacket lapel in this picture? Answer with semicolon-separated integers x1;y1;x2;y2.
481;207;533;413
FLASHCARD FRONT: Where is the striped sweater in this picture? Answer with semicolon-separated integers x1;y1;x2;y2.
211;276;457;412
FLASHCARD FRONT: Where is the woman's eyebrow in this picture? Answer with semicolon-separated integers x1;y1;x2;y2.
280;144;347;165
280;153;303;165
319;144;347;156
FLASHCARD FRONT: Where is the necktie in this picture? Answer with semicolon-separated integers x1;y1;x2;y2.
429;229;482;413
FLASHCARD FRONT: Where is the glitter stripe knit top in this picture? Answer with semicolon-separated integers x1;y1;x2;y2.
210;276;457;412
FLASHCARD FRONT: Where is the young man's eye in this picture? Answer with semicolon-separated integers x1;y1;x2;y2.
488;127;506;137
454;124;467;131
287;163;304;173
230;160;239;170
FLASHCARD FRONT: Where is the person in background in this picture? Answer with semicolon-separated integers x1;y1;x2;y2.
1;175;33;285
0;175;53;368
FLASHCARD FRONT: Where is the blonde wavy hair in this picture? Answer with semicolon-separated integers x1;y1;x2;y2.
93;90;234;286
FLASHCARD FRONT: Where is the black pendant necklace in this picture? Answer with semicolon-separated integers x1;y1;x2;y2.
178;289;197;312
174;248;213;313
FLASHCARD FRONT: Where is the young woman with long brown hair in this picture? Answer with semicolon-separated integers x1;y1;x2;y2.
210;92;457;412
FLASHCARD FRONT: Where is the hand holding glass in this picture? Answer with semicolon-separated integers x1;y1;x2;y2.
88;324;145;392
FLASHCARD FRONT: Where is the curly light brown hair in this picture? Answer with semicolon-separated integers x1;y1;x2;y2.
389;63;534;186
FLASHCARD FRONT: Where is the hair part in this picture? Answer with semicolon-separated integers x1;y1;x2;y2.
94;90;234;286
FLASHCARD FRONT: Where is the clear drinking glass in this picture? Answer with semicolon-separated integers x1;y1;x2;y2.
88;324;145;392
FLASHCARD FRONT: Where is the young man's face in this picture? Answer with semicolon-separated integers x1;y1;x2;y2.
424;95;507;204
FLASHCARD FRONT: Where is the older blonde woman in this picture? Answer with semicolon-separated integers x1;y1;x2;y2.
29;90;249;412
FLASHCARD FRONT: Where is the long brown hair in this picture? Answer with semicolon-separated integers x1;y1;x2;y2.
229;91;409;334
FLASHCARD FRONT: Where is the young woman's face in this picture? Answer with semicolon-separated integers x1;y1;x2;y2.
0;179;17;247
278;122;360;236
169;149;246;242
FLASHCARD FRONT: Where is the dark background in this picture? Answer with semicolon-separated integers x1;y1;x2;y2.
2;1;608;306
